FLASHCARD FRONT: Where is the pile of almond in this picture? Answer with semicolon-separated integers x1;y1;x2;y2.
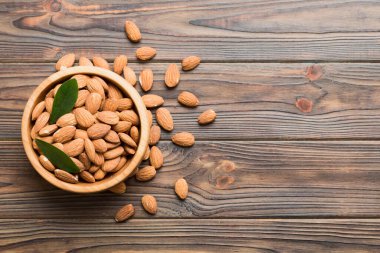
33;19;217;222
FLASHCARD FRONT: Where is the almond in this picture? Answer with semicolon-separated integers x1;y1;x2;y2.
102;98;119;112
45;97;54;113
34;112;50;132
106;142;120;150
80;170;95;183
198;109;216;125
79;152;91;170
136;166;156;182
75;129;88;139
87;123;111;139
178;91;199;107
119;110;139;125
113;156;127;172
149;125;161;146
63;138;85;157
102;157;121;172
182;56;201;71
33;136;53;149
54;169;79;184
56;113;77;127
94;168;106;180
125;20;141;42
117;98;133;111
93;153;105;166
114;203;135;222
109;182;127;194
123;66;137;86
71;74;89;89
142;94;164;108
93;56;110;70
143;146;150;160
79;56;93;66
71;157;85;171
146;110;153;127
84;138;96;163
139;69;153;92
53;84;62;96
75;90;90;107
119;133;137;148
113;121;132;133
165;64;180;88
104;146;124;160
104;130;120;143
97;111;119;125
150;146;163;169
136;47;156;61
52;142;64;151
32;101;46;121
175;178;188;200
39;155;55;172
56;53;75;71
107;85;123;100
88;165;100;174
113;55;128;74
130;126;139;144
38;124;58;137
93;76;109;92
141;195;157;214
74;108;96;128
87;77;105;97
156;108;173;131
85;93;102;114
53;125;76;143
92;139;108;153
46;89;54;98
124;146;136;155
31;126;38;140
171;132;195;147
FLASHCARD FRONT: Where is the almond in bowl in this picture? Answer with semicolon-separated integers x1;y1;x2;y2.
21;66;149;193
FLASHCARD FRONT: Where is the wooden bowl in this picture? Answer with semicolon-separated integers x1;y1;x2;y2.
21;66;149;193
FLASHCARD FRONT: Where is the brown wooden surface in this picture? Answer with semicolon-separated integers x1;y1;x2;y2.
1;0;380;252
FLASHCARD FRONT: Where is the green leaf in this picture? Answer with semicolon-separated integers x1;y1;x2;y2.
35;139;80;173
49;79;78;124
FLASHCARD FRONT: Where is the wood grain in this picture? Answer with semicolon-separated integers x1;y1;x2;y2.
1;219;379;252
1;140;380;219
1;0;380;62
3;63;380;140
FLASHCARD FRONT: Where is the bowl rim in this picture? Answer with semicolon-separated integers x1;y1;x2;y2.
21;66;149;193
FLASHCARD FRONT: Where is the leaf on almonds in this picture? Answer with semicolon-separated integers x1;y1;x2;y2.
49;79;78;124
35;139;80;173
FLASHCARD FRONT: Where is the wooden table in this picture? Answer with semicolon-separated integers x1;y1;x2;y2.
1;1;380;252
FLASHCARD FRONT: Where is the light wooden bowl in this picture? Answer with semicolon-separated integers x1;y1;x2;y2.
21;66;149;193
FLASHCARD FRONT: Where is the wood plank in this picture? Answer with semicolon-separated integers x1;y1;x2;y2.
1;0;380;62
1;140;380;219
3;63;380;140
0;218;379;252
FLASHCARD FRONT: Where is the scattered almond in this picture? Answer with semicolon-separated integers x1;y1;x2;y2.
93;56;110;70
115;203;135;222
136;166;156;181
136;47;156;61
125;20;141;42
171;132;195;147
109;182;127;194
113;55;128;74
182;56;201;71
178;91;199;107
142;94;164;108
123;66;137;86
150;146;163;169
56;53;75;71
54;169;79;184
156;108;173;131
149;125;161;146
79;56;93;66
141;195;157;214
139;69;153;92
198;109;216;125
32;101;45;121
175;178;188;200
165;64;180;88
